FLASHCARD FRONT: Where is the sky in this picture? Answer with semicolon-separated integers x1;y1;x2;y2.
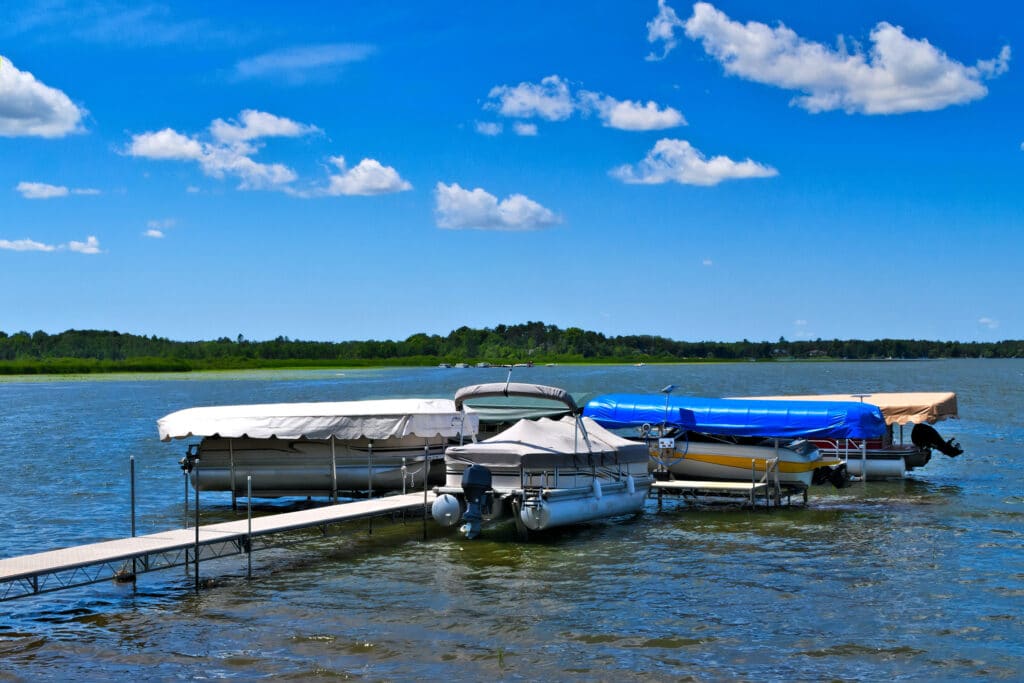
1;1;1021;344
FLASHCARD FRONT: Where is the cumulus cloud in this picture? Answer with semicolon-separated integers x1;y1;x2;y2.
126;110;318;191
16;181;100;198
434;182;560;231
16;181;67;199
486;75;575;121
0;237;56;252
314;156;412;196
646;0;687;61
145;218;174;237
0;56;86;137
484;74;685;132
683;2;1011;114
127;128;203;160
978;317;999;330
209;109;321;144
234;43;375;83
578;92;686;130
475;121;503;136
611;138;778;186
68;235;101;254
513;122;538;136
0;235;100;253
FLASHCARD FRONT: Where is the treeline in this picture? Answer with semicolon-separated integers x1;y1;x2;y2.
0;323;1021;374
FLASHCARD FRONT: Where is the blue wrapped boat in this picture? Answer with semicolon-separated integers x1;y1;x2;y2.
583;395;886;486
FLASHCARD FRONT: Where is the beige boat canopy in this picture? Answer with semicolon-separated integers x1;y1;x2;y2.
734;392;958;426
157;398;479;441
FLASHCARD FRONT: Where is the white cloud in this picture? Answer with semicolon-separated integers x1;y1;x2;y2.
68;235;101;254
683;2;1011;114
8;4;231;47
434;182;560;231
646;0;687;61
484;74;685;132
210;109;321;144
144;229;164;238
0;237;56;252
486;75;574;121
0;235;101;253
978;317;999;330
126;110;322;191
234;43;375;83
0;56;86;138
186;185;200;193
127;128;203;160
16;181;100;198
578;91;686;130
16;181;68;199
702;258;713;266
315;156;412;196
513;122;538;136
475;121;503;136
611;138;778;186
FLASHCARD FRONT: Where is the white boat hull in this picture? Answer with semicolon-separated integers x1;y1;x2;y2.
193;436;447;497
518;480;649;531
651;440;823;487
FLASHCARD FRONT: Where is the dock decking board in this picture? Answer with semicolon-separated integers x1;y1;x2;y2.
0;492;434;601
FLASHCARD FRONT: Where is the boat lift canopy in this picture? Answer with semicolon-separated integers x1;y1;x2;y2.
583;394;886;440
454;382;580;424
157;398;479;442
732;392;958;426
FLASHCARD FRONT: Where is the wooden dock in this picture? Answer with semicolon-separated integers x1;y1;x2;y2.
0;491;434;602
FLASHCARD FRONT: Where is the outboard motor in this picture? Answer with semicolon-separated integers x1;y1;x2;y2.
813;462;851;488
911;423;963;457
459;464;493;540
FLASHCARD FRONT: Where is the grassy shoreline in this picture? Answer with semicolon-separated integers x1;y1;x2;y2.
0;356;780;376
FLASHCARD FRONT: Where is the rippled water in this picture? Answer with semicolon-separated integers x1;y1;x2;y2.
1;360;1022;680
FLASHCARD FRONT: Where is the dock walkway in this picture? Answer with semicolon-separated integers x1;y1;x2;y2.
0;491;434;601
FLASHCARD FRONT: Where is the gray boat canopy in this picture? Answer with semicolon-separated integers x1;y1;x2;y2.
454;382;580;416
157;398;479;442
444;416;648;469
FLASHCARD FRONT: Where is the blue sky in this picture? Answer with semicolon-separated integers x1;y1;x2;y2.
1;1;1020;343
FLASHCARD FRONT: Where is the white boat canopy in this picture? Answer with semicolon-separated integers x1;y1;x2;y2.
444;416;648;469
157;398;479;441
734;392;958;426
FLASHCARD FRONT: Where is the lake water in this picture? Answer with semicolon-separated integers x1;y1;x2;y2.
0;360;1022;680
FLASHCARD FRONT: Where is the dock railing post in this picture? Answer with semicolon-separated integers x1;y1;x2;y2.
229;439;237;511
423;441;429;541
130;454;137;585
130;455;136;538
194;455;200;592
330;436;338;503
247;475;253;580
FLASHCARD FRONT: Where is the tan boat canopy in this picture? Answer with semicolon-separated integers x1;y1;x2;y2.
734;392;958;426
